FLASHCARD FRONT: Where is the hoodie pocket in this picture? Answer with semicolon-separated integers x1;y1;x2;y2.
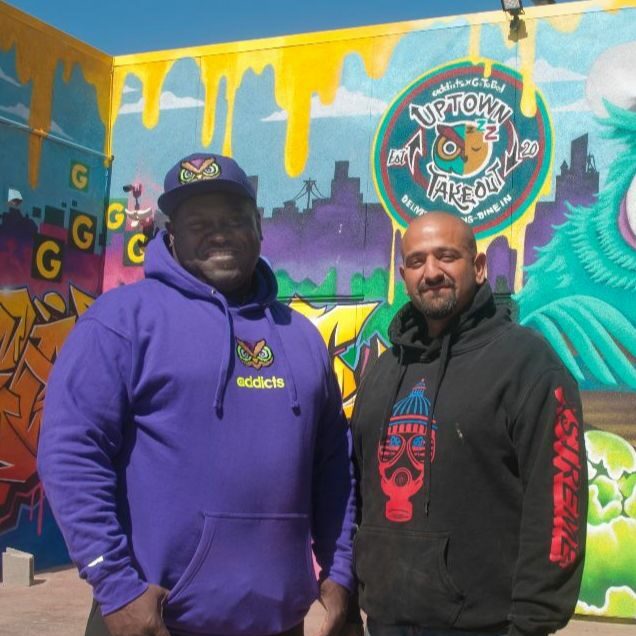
164;512;318;636
355;525;464;627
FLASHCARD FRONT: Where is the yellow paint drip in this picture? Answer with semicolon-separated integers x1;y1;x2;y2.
468;23;481;61
545;13;585;32
141;62;175;130
200;33;404;175
113;26;405;175
518;20;539;118
197;53;272;155
388;223;406;305
467;22;494;77
598;0;636;12
111;60;175;138
0;4;111;188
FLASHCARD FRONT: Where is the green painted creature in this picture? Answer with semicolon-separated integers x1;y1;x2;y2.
516;102;636;391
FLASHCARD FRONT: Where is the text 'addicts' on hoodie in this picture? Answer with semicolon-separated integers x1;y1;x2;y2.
38;231;356;636
351;283;587;636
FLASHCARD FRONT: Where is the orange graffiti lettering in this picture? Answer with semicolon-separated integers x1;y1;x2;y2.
0;285;95;534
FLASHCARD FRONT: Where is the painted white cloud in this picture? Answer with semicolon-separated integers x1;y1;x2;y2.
503;57;585;82
0;66;21;87
122;83;139;94
586;41;636;118
0;102;29;119
262;86;388;122
0;102;72;139
553;97;591;113
119;90;204;114
50;121;72;139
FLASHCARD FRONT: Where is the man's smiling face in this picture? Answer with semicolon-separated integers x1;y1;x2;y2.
169;192;262;295
399;213;486;324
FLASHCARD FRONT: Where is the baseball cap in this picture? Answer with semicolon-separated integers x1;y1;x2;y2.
157;153;256;216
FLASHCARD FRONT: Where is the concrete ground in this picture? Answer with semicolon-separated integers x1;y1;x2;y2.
0;567;634;636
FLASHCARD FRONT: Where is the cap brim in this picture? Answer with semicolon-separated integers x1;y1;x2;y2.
157;179;255;216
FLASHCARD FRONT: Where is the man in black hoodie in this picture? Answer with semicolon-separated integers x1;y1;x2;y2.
351;213;587;636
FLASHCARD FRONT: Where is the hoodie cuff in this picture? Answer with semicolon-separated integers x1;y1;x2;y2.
92;567;149;616
323;569;355;593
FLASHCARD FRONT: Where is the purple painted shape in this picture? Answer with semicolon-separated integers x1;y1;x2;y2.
261;161;393;293
0;207;37;238
524;134;599;275
486;236;516;291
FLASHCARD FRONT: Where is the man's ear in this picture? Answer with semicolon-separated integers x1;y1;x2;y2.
399;263;406;282
164;221;176;250
474;252;487;284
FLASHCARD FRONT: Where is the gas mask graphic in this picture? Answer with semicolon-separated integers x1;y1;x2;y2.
378;380;436;522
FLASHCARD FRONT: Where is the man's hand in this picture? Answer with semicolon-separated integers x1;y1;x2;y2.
316;578;350;636
103;584;170;636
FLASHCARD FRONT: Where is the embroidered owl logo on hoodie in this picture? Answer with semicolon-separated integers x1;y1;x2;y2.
236;338;274;370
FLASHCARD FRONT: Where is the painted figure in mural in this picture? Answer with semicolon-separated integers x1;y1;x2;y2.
37;153;358;636
350;213;588;636
7;187;23;209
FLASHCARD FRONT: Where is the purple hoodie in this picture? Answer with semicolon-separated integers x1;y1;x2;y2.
38;231;355;636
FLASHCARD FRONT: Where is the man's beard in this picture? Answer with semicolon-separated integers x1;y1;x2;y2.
412;287;457;320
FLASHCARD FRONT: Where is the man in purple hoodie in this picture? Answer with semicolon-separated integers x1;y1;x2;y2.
38;154;357;636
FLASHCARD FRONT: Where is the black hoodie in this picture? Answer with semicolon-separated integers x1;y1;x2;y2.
351;283;587;636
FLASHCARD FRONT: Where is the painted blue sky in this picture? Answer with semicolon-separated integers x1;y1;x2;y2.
5;0;582;55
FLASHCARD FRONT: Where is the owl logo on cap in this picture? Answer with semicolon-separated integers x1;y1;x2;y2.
179;156;221;184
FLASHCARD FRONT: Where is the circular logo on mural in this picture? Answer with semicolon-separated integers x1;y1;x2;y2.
372;60;552;238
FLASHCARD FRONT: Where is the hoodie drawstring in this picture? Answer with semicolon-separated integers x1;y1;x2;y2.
213;295;234;417
265;307;301;414
423;332;452;515
378;347;408;461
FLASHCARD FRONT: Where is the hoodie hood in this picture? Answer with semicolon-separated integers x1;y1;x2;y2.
388;282;509;361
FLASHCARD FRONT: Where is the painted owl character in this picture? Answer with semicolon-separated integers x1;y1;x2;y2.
236;338;274;369
433;122;491;177
178;156;221;184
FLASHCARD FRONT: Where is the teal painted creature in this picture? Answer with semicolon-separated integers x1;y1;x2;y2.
516;103;636;391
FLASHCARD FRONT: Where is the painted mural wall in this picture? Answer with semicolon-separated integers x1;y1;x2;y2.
0;0;635;621
0;2;111;569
